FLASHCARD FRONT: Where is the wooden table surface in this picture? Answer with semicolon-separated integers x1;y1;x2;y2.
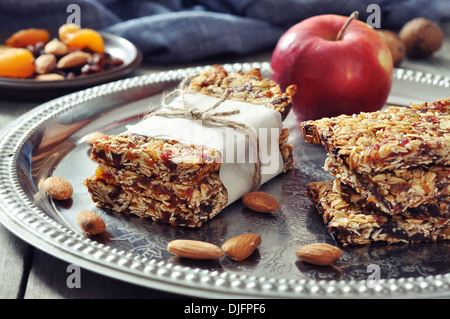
0;23;449;299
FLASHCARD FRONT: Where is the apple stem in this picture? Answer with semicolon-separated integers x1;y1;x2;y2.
336;11;359;41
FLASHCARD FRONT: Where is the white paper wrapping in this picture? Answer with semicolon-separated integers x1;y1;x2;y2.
126;93;283;205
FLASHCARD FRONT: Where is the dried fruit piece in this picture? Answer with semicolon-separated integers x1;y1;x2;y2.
56;51;91;69
43;176;73;200
0;46;35;78
34;53;56;74
26;41;45;58
59;24;105;53
58;24;82;42
6;28;50;48
76;210;106;235
399;17;444;58
167;239;224;260
65;29;105;53
242;191;279;213
377;30;406;67
295;243;343;266
221;233;261;261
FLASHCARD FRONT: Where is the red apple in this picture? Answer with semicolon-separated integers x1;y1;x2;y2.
271;13;393;121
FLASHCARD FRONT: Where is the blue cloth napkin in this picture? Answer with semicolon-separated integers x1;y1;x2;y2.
0;0;448;63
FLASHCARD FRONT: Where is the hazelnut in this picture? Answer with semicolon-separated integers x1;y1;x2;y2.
398;17;444;58
377;30;406;67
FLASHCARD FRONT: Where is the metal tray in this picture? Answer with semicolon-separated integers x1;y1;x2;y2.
0;62;449;298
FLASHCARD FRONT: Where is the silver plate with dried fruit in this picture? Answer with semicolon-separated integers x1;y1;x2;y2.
0;62;449;298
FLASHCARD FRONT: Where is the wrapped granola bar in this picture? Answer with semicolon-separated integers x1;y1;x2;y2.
86;66;296;227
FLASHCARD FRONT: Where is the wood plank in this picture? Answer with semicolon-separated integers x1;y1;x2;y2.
0;226;34;299
24;249;187;299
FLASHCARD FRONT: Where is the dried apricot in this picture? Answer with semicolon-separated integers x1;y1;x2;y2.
58;24;81;42
6;28;50;48
65;29;105;53
59;24;105;53
0;46;35;78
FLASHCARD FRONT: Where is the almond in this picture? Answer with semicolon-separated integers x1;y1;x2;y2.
86;131;106;146
44;38;68;56
295;243;343;266
34;53;56;74
167;239;224;260
76;210;106;235
221;233;261;261
43;176;73;200
35;73;65;81
242;191;279;213
56;51;90;69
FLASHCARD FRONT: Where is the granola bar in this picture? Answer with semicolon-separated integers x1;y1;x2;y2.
90;65;296;184
90;128;295;185
90;133;222;185
85;175;228;227
306;180;450;246
87;127;294;227
279;128;295;172
325;156;450;215
187;64;297;120
301;98;450;174
95;163;225;208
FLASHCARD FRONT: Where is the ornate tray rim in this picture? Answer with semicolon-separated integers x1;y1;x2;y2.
0;62;449;299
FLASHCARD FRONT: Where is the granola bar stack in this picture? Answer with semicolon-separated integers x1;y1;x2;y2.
301;98;450;246
85;65;296;227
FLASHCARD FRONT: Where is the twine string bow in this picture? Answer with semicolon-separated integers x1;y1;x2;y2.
145;75;262;191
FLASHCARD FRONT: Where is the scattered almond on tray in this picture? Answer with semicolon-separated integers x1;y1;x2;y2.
43;176;73;201
295;243;343;266
221;233;261;261
76;210;106;235
167;234;262;262
167;239;224;260
242;191;279;213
